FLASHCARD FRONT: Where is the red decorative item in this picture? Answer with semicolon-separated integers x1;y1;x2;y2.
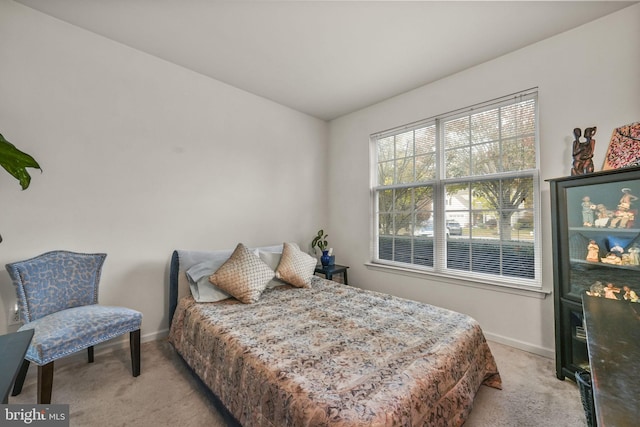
602;122;640;170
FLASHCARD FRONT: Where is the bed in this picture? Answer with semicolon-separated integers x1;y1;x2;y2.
168;243;501;426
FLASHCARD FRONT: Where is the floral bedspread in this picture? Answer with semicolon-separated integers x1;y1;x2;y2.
168;277;501;427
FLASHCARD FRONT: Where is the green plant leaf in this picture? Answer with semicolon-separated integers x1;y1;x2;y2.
311;229;329;251
0;133;41;190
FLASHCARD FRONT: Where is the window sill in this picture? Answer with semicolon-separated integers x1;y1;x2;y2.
364;262;551;299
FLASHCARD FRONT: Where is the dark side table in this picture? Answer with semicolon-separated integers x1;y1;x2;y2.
1;329;33;404
315;264;349;285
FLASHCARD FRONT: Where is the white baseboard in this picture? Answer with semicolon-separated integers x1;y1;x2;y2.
484;331;555;359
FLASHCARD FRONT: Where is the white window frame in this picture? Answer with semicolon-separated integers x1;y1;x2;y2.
370;89;541;289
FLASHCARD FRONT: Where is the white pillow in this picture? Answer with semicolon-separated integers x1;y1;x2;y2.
188;275;231;302
258;250;289;288
185;252;234;302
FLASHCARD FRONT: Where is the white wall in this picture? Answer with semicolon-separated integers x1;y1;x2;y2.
328;4;640;357
0;1;328;339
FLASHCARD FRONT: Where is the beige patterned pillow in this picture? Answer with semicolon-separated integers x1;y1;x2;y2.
209;243;274;304
275;242;317;288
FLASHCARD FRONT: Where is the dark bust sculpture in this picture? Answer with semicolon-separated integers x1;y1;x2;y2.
572;126;596;176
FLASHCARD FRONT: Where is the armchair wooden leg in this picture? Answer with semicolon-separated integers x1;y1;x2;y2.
130;329;140;377
88;345;94;363
11;360;30;396
37;362;54;404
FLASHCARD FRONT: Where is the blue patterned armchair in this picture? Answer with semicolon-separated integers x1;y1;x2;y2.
5;250;142;404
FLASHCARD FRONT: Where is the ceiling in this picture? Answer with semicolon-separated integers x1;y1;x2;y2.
15;0;637;121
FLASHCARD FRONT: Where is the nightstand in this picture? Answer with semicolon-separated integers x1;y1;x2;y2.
314;264;349;285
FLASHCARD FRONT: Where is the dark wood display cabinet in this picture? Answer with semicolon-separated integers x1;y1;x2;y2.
548;166;640;380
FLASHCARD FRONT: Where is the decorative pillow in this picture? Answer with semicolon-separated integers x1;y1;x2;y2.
275;242;317;288
209;243;274;304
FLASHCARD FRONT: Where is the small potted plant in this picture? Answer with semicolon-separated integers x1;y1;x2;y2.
311;229;334;266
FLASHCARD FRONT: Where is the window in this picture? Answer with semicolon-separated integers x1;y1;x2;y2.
372;89;540;288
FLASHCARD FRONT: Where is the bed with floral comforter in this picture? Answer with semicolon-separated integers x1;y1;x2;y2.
168;249;501;427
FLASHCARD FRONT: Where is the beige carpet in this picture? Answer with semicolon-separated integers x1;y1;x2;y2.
8;339;587;426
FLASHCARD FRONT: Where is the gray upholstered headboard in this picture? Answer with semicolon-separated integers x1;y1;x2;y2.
169;245;284;323
169;250;212;323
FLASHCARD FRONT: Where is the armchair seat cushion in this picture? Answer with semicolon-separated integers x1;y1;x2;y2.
18;305;142;365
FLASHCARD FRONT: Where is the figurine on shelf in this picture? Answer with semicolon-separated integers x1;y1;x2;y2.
586;281;604;297
609;206;634;228
608;188;638;228
621;286;640;303
581;196;596;227
610;243;625;258
586;240;600;262
571;127;596;176
618;188;638;210
594;204;613;228
604;283;621;299
629;244;640;265
602;252;622;265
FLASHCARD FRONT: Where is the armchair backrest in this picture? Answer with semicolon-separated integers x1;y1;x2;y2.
6;251;107;323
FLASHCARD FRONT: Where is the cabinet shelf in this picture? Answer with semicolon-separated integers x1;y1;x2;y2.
569;227;640;234
570;258;640;271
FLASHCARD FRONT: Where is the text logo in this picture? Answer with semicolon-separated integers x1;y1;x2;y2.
1;405;69;426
